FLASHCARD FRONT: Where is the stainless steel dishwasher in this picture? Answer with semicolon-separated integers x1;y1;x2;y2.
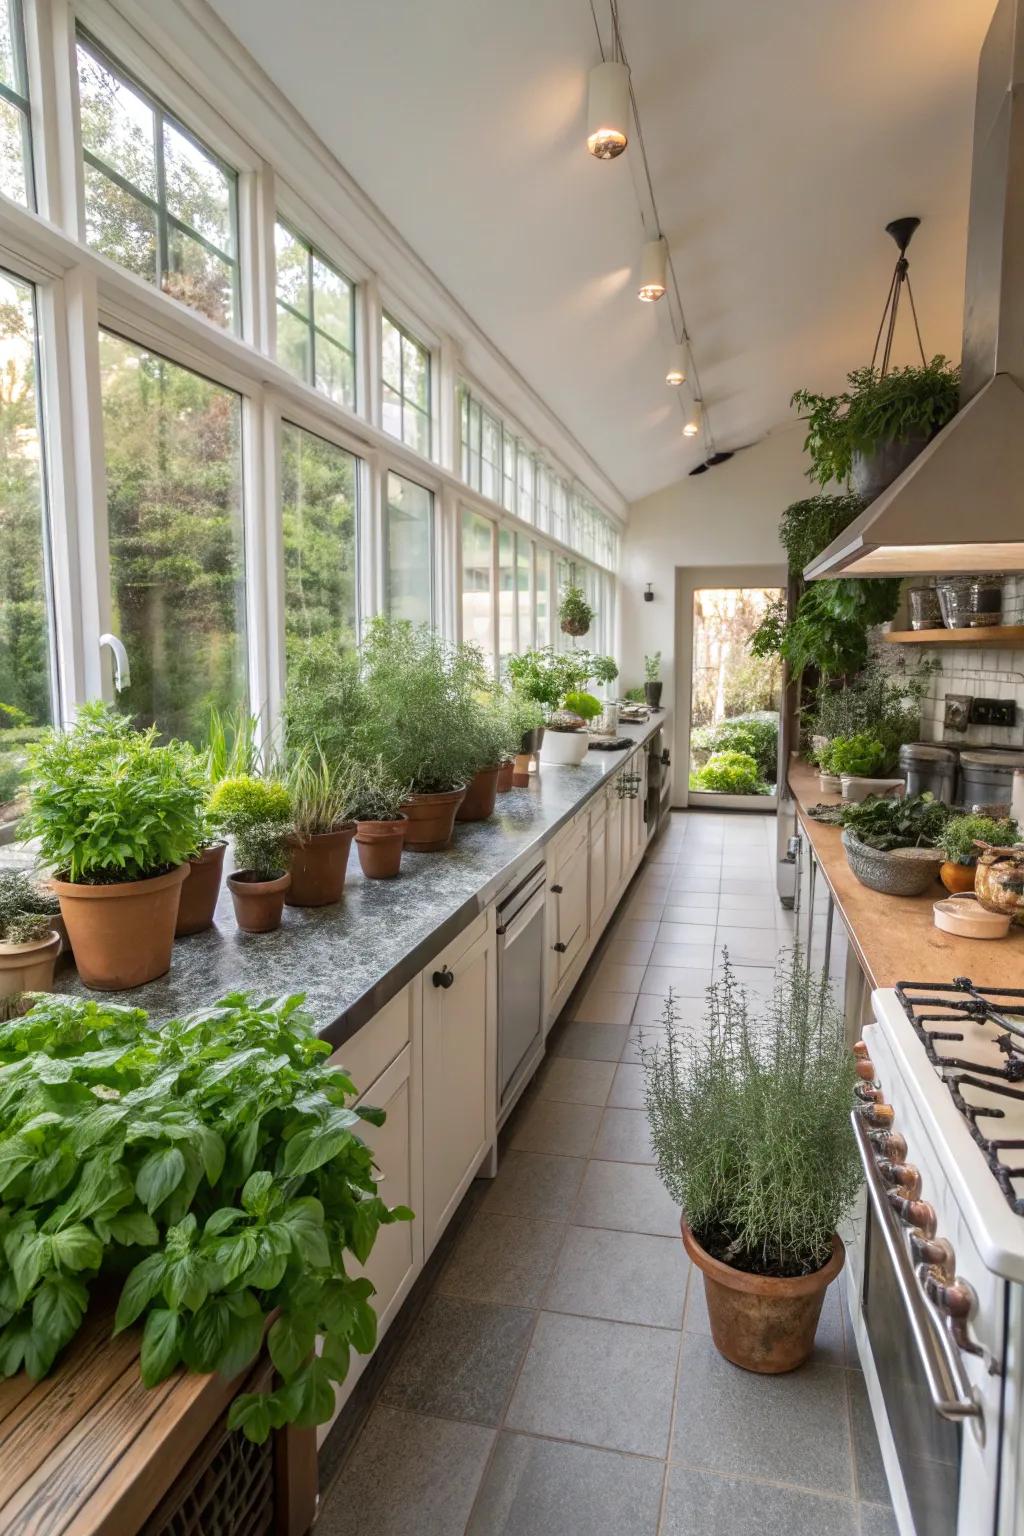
496;862;547;1122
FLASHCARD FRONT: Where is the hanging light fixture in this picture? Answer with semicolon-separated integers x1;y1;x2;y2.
682;400;702;437
638;238;667;302
586;60;630;159
665;343;687;386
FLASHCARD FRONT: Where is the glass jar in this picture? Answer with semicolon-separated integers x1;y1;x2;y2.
908;586;943;630
969;575;1003;627
936;577;974;629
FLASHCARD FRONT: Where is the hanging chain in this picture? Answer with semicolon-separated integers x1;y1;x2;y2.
870;254;927;376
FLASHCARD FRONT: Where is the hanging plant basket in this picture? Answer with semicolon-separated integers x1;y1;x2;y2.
560;615;591;637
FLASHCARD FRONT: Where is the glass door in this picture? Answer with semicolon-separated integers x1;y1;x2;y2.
687;583;783;809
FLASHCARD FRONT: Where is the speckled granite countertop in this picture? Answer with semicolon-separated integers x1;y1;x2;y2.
51;718;665;1046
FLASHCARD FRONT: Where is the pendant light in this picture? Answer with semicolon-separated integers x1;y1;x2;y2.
586;60;630;159
683;400;702;437
665;343;687;386
638;238;667;302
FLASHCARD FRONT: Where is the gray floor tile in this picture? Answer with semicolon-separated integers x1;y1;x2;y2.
608;1061;645;1109
685;1276;847;1367
857;1503;898;1536
672;1333;853;1493
619;1026;666;1064
662;1466;857;1536
667;876;720;893
709;905;776;929
649;940;716;968
536;1055;615;1105
632;990;691;1025
615;918;659;942
720;878;775;895
466;1432;663;1536
545;1224;687;1328
641;966;714;997
603;938;655;967
717;891;779;913
382;1294;534;1425
506;1311;679;1456
621;901;666;923
593;1105;655;1163
318;1406;494;1536
509;1097;602;1157
554;1017;630;1057
438;1212;564;1307
663;895;720;916
481;1150;586;1221
658;920;721;943
574;1158;681;1237
590;962;645;994
848;1369;892;1504
570;992;635;1027
714;925;781;965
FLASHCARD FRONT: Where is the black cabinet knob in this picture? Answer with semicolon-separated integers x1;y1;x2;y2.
550;883;563;894
432;965;455;989
553;941;568;953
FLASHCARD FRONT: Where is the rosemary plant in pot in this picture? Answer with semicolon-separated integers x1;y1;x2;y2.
937;813;1020;895
350;757;410;879
643;952;860;1372
0;871;62;1003
284;747;359;907
22;705;206;991
457;693;521;822
209;775;293;933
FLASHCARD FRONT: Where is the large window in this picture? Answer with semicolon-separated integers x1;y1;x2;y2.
282;422;358;671
535;548;551;648
517;538;533;651
498;527;515;670
384;471;432;625
381;313;430;457
275;222;355;408
0;0;32;208
0;269;53;729
99;333;246;742
461;510;494;674
77;34;239;330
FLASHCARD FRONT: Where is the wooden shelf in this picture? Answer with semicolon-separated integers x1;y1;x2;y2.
883;625;1024;647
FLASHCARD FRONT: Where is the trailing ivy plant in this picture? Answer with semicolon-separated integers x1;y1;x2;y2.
0;991;411;1442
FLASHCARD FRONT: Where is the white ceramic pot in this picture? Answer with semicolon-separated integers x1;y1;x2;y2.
818;773;842;795
540;730;590;767
841;775;905;805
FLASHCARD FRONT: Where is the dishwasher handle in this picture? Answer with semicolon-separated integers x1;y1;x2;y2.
497;884;545;943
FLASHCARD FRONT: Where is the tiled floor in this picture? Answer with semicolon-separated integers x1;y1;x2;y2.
318;809;893;1536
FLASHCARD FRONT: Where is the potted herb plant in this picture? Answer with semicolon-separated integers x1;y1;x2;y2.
494;692;544;790
937;813;1020;895
539;710;590;766
176;705;262;938
0;989;412;1440
792;356;960;499
643;952;860;1373
22;704;206;990
812;793;951;896
0;871;62;1002
644;652;663;708
825;733;904;803
351;758;410;879
558;582;594;637
284;747;358;907
458;694;521;823
209;775;293;932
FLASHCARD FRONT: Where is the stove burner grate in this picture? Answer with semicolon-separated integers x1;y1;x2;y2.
896;978;1024;1217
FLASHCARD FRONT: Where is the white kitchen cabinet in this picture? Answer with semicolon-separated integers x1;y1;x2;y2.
589;801;608;932
421;912;496;1256
550;830;589;988
351;1042;421;1333
605;786;624;899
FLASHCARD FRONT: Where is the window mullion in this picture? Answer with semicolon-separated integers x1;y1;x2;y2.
255;396;284;743
306;241;316;388
153;103;169;294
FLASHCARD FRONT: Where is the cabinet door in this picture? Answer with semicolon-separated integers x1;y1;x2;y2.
352;1043;421;1331
421;922;496;1255
554;837;589;985
589;813;607;931
606;791;623;897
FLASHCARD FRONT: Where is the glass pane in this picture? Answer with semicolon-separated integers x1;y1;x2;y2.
77;41;157;199
314;331;354;409
502;436;516;512
517;538;532;650
461;511;494;674
312;254;352;350
83;161;158;281
277;303;311;385
688;587;785;797
0;270;53;735
482;413;500;503
403;403;430;458
165;226;234;330
0;95;28;206
0;2;21;92
162;116;232;253
535;550;550;648
385;472;432;625
275;222;310;315
381;314;401;394
382;382;402;442
402;334;429;412
518;451;534;524
498;528;515;670
282;422;357;668
99;332;247;745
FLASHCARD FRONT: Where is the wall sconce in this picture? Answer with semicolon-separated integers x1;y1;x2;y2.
644;583;654;603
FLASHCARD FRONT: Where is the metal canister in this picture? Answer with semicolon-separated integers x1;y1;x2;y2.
898;743;957;804
958;750;1024;813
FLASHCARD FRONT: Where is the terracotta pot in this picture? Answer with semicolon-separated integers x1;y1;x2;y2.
51;864;189;991
355;816;407;879
0;930;61;1000
176;841;226;936
399;787;467;852
496;761;515;793
456;766;501;823
285;824;355;907
227;870;290;933
681;1220;845;1374
940;860;977;895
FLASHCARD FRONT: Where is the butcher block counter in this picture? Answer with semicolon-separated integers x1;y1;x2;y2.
788;757;1024;990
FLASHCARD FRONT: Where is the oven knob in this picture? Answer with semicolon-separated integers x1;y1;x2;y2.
870;1131;908;1161
890;1196;937;1237
910;1233;956;1277
853;1041;870;1059
855;1083;885;1104
922;1271;976;1323
861;1101;895;1128
878;1162;922;1198
855;1058;876;1082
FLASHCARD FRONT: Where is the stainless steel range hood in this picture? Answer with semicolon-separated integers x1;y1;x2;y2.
806;0;1024;580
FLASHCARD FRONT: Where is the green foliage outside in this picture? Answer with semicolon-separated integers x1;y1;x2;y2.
937;814;1020;866
690;750;766;796
642;954;860;1277
0;990;411;1442
690;715;777;784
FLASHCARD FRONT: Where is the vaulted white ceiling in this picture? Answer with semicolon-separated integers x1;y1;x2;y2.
208;0;993;503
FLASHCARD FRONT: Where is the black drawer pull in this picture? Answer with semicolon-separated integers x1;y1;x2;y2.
553;941;567;953
550;883;563;894
432;965;455;989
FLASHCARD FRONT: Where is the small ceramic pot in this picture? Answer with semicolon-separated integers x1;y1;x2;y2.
456;766;501;823
644;681;663;708
0;930;62;1000
52;864;189;991
285;824;355;907
940;860;977;896
399;787;467;852
818;773;842;795
354;817;406;879
974;843;1024;925
540;731;589;767
496;761;515;793
227;870;290;933
840;775;905;804
176;841;226;936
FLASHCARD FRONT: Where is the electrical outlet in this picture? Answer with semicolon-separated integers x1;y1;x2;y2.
969;696;1017;728
944;694;973;732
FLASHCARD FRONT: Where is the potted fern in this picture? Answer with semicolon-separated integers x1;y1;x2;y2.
458;694;522;823
209;775;293;933
0;871;62;1003
643;951;860;1373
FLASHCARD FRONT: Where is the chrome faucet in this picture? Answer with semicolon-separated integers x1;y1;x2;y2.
99;633;131;693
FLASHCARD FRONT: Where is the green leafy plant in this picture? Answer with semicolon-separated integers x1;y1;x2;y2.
209;775;292;879
691;716;778;784
937;814;1020;866
505;647;618;710
286;747;358;841
0;871;60;944
690;750;766;796
464;691;522;772
644;652;661;683
562;691;602;722
814;792;951;851
349;758;411;823
792;357;960;488
623;686;645;703
496;690;545;754
22;704;207;885
558;583;594;635
778;495;865;575
809;660;935;772
642;953;860;1276
824;733;886;779
283;638;366;764
0;990;412;1442
203;705;264;784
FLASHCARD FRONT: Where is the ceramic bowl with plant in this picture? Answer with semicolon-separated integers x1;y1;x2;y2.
539;709;589;767
937;814;1020;895
284;747;359;907
821;792;951;897
558;581;594;637
643;951;860;1372
22;703;206;990
0;870;62;1003
209;775;293;933
350;757;411;879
